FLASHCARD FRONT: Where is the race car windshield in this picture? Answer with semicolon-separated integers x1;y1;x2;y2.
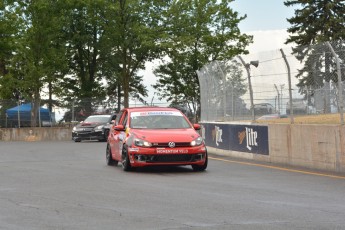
130;113;191;129
84;116;110;123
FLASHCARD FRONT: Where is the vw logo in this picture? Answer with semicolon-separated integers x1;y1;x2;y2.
168;142;175;148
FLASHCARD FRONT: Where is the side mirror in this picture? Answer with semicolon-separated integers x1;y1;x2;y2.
193;124;201;130
114;124;125;131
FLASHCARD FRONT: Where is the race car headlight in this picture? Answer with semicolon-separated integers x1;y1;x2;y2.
134;138;152;147
190;137;203;146
94;125;104;131
72;127;77;131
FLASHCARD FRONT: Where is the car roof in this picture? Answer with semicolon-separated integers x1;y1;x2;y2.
87;114;112;117
123;107;182;113
254;103;273;106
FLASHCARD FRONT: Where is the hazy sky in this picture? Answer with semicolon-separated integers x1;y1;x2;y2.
230;0;298;53
231;0;296;32
143;1;299;105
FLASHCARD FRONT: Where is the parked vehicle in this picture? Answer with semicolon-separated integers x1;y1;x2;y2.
72;114;117;142
286;99;307;115
254;103;274;115
106;107;208;171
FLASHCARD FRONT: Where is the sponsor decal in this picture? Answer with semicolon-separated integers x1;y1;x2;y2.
238;127;258;151
201;125;206;140
125;127;130;137
211;125;223;146
156;148;188;154
128;148;139;152
131;111;182;117
202;123;269;155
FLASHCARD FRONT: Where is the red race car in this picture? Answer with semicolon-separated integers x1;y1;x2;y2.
106;107;208;171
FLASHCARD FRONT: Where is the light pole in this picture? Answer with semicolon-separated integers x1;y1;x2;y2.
238;56;259;121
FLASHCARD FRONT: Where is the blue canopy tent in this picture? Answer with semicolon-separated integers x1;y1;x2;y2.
6;103;52;127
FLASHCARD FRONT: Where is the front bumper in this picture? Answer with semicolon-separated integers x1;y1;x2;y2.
72;130;105;141
127;146;207;167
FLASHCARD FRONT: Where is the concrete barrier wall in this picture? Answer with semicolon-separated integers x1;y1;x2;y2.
0;127;72;141
208;124;345;174
0;124;344;173
269;124;345;173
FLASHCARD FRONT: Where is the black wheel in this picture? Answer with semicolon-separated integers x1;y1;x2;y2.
106;143;118;166
192;152;208;172
121;145;132;171
74;138;81;142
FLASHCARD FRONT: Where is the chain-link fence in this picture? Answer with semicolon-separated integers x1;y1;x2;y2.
0;98;173;128
2;41;344;127
197;40;345;124
0;99;120;128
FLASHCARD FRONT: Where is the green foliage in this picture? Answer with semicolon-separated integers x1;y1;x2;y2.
102;0;167;108
285;0;345;112
0;0;23;98
1;0;252;122
285;0;345;45
285;0;345;83
153;0;252;118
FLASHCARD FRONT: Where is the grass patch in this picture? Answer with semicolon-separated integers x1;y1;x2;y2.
255;113;343;125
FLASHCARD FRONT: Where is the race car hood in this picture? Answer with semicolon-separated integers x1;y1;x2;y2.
131;128;199;142
76;122;104;128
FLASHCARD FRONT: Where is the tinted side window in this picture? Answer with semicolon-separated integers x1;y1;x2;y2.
115;111;123;125
121;113;128;128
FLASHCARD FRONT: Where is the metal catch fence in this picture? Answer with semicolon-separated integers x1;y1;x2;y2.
197;40;345;124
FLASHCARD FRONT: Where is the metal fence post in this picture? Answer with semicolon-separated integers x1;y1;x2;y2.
72;99;75;122
204;66;213;121
280;48;294;124
17;100;20;128
325;42;344;125
274;84;280;114
38;100;41;127
215;61;228;120
238;56;255;121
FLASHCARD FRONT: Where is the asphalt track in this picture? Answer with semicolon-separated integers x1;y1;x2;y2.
0;141;345;230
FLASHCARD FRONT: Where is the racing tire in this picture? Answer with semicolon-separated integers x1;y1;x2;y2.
106;143;118;166
103;129;110;142
121;145;132;171
192;152;208;172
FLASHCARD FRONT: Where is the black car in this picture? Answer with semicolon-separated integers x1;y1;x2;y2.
72;114;117;142
254;103;274;115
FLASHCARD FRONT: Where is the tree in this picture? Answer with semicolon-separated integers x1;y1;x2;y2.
103;0;168;108
153;0;252;120
0;0;68;126
56;0;110;115
0;0;24;99
1;0;171;124
285;0;345;112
